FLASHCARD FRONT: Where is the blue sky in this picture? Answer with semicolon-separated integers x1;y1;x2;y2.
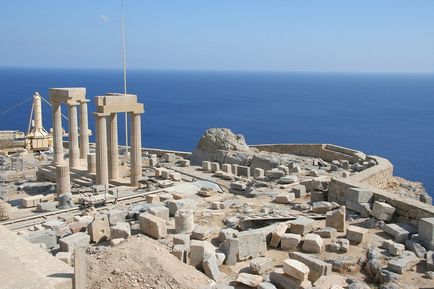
1;1;434;72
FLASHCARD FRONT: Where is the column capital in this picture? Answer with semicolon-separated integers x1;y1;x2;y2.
93;112;110;117
78;99;90;104
66;101;80;107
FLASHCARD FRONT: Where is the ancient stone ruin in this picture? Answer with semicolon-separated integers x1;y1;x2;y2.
0;105;433;288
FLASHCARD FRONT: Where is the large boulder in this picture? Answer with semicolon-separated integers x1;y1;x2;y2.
191;128;253;165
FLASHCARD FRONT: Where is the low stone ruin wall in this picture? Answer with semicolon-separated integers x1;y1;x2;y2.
329;177;434;226
250;143;365;163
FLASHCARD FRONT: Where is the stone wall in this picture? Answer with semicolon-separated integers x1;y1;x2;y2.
328;177;434;226
250;144;365;163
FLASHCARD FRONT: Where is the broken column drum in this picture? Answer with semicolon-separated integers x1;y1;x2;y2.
175;210;194;233
94;93;144;186
0;200;11;220
56;164;71;196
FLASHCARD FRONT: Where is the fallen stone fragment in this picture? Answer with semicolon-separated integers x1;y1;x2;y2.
190;240;216;269
191;225;214;240
281;233;301;251
237;230;267;261
250;257;274;275
346;225;368;243
326;256;359;273
290;216;315;236
291;185;307;198
387;242;405;256
387;251;420;274
88;214;110;243
426;251;434;271
290;252;332;282
269;268;312;289
230;181;247;191
269;223;288;248
316;227;337;238
371;201;395;222
312;201;334;214
274;193;295;204
257;282;277;289
419;217;434;250
59;232;90;252
329;238;349;253
236;273;263;287
110;222;131;239
311;190;326;202
302;233;323;253
173;233;191;246
405;239;426;258
138;212;167;239
211;201;225;210
148;206;170;221
279;175;298;184
220;237;239;265
175;210;195;234
24;229;57;249
218;228;238;243
326;206;346;232
283;258;309;281
203;253;220;281
172;244;189;263
382;223;417;244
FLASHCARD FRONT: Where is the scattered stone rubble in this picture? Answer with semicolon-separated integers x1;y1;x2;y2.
1;127;434;289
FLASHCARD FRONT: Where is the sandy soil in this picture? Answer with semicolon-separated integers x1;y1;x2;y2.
86;235;212;289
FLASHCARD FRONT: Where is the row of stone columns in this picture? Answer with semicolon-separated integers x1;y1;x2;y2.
94;112;142;187
52;100;90;169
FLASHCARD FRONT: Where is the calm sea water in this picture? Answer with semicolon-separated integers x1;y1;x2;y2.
0;68;433;196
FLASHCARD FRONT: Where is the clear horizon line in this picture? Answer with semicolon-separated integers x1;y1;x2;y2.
1;65;434;75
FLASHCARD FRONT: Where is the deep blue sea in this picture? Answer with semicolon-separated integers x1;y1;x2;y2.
0;68;433;197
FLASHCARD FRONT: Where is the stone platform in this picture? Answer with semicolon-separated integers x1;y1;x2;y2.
0;225;73;289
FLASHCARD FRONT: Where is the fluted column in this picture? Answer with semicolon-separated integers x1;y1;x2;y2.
95;113;109;185
107;113;119;180
56;164;70;195
87;153;96;174
52;102;64;165
130;112;142;186
79;99;90;161
68;103;80;169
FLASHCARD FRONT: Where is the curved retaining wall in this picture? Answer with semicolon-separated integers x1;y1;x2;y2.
251;143;433;225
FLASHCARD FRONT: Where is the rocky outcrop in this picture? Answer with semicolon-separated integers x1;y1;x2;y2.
191;128;254;165
191;128;297;168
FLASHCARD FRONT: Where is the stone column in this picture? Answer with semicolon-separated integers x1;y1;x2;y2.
79;99;90;161
56;164;70;195
87;153;96;174
68;103;80;169
52;102;64;165
73;246;87;289
130;112;142;186
107;113;119;180
95;113;109;185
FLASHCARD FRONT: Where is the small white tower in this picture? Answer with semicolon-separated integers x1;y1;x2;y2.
26;92;52;151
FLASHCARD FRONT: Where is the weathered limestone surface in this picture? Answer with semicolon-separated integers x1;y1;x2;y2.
250;257;274;275
238;231;267;261
59;232;90;252
383;223;417;244
289;252;332;282
419;217;434;250
346;225;368;243
0;225;73;289
88;214;110;243
371;201;395;221
283;259;310;281
290;217;315;236
139;212;167;239
326;206;346;232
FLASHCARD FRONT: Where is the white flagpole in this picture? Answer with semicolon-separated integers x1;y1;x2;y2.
121;0;128;154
